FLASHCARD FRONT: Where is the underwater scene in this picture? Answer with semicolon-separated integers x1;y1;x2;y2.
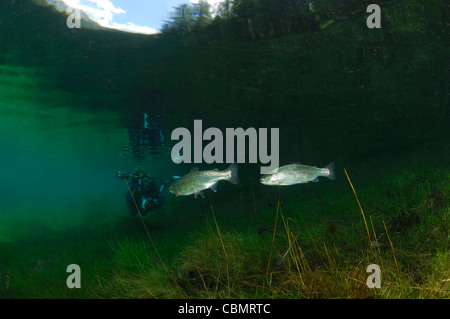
0;0;448;300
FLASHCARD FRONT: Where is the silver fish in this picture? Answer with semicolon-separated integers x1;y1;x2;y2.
260;162;335;186
169;163;239;198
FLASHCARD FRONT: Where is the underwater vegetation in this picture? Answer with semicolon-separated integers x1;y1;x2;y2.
98;159;449;299
1;153;447;299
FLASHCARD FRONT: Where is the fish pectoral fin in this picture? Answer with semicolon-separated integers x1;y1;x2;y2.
194;191;206;199
210;182;218;192
312;177;319;182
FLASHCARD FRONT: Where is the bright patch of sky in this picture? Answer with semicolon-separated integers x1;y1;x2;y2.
57;0;223;34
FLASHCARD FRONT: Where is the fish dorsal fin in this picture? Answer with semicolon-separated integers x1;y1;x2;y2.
212;168;219;171
190;166;199;172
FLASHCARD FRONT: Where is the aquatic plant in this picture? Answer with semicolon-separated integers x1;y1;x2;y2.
101;166;449;298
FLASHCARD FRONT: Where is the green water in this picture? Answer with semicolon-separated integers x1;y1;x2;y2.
0;0;448;298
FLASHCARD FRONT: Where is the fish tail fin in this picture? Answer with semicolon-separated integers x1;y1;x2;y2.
325;162;336;180
227;163;239;185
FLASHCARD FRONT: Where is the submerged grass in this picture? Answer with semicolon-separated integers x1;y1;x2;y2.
1;161;448;298
101;163;450;299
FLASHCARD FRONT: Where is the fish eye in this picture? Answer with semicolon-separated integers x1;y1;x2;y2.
260;175;271;184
